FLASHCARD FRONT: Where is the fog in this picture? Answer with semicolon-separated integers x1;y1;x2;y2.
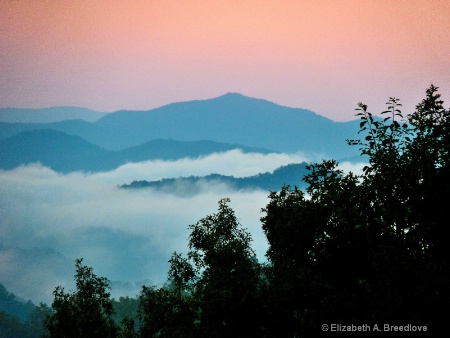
0;150;365;304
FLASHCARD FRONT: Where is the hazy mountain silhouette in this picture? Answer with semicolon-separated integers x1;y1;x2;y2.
121;162;309;195
0;119;99;142
0;93;361;159
0;107;107;123
0;129;274;173
114;138;273;163
0;129;113;172
0;283;36;322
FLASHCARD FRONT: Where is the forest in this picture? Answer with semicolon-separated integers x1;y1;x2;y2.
1;85;448;337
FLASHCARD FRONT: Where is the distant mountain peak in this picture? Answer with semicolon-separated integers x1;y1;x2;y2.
221;92;247;98
209;92;279;108
211;93;302;112
217;92;262;101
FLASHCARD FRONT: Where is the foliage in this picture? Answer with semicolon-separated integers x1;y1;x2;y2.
44;258;118;338
0;303;51;338
138;198;266;337
111;296;139;333
0;284;51;338
25;304;52;338
0;311;29;338
0;283;37;322
261;85;450;336
138;282;196;338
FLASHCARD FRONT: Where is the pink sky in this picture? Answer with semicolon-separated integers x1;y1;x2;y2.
1;0;449;121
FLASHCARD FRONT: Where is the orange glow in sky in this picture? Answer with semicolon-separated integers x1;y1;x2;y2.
1;0;449;120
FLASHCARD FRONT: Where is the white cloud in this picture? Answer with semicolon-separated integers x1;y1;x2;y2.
337;161;367;175
1;151;367;304
2;151;308;304
95;149;311;184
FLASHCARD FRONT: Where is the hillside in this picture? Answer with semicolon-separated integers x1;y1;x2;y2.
0;130;274;173
121;162;310;195
0;283;36;322
0;107;107;123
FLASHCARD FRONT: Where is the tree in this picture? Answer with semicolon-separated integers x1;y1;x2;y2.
111;297;139;338
24;303;52;338
261;85;450;336
138;198;266;337
0;282;51;337
188;198;265;337
0;311;28;338
138;281;196;338
44;258;118;338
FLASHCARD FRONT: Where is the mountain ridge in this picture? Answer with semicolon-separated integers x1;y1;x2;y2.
121;162;310;195
0;129;275;173
0;93;362;159
0;107;107;123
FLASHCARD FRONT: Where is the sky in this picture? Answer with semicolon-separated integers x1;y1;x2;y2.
1;0;449;121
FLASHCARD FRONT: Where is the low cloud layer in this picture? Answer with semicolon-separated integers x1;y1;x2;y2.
0;151;366;304
99;149;313;184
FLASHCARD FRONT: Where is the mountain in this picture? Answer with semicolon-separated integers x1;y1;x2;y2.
0;94;362;160
0;282;48;338
0;107;108;123
0;129;274;173
94;93;361;157
0;129;113;172
0;283;36;322
121;162;310;195
115;139;274;163
0;119;99;142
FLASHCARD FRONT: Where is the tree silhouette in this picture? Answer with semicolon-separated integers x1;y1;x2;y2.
261;85;450;336
44;259;117;338
139;198;266;337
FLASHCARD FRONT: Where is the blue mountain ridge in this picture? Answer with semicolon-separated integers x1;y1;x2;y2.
120;162;310;196
0;106;107;123
0;129;274;173
0;93;363;160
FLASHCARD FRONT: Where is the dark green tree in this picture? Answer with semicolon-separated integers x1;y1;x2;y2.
44;258;118;338
0;284;50;338
112;297;139;338
139;198;266;337
261;85;450;336
0;311;28;338
138;281;196;338
187;198;264;337
24;303;52;337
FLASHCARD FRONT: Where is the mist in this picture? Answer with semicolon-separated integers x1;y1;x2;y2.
0;150;366;304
